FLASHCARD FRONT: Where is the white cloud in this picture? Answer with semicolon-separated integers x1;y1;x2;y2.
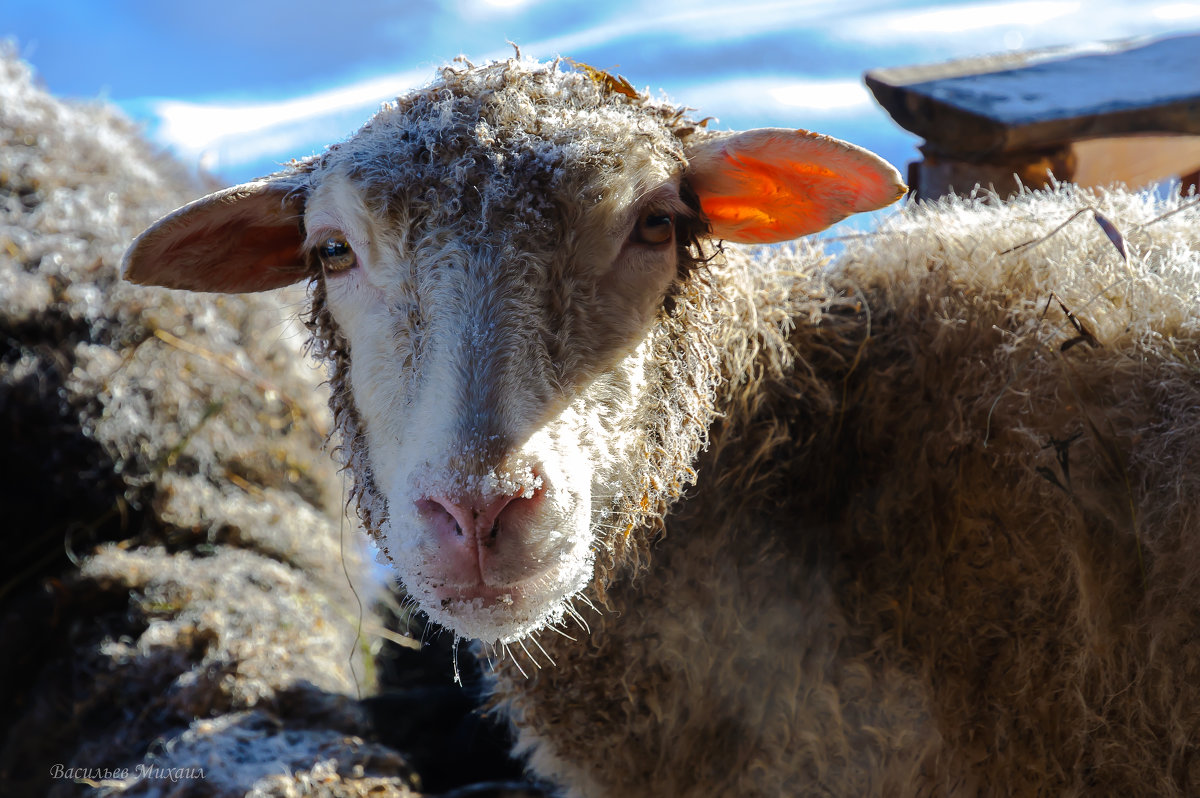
831;0;1194;49
148;67;430;172
453;0;555;19
768;79;875;111
671;76;876;125
1153;2;1200;19
882;1;1079;34
505;0;880;57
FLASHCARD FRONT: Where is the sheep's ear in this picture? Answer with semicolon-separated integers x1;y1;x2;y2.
685;129;905;244
123;180;309;293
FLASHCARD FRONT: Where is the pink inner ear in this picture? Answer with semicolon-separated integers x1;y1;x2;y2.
688;129;906;245
123;180;308;294
700;151;841;243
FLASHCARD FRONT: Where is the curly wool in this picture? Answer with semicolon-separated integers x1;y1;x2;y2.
128;53;1200;796
490;186;1200;797
295;56;1200;795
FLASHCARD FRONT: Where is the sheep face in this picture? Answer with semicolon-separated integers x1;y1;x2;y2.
305;145;695;644
123;58;904;644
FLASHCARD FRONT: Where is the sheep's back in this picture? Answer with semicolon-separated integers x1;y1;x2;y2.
495;186;1200;797
817;187;1200;794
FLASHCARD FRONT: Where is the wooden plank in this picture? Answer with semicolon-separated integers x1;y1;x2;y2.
1070;135;1200;188
866;33;1200;159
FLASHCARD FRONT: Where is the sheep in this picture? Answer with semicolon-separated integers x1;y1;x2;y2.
123;54;1200;797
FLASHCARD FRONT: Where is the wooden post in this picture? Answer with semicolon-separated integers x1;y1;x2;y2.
1182;168;1200;197
911;146;1075;200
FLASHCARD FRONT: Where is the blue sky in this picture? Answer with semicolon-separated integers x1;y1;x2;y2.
6;0;1200;187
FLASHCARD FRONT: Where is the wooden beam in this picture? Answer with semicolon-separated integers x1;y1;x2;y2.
866;34;1200;160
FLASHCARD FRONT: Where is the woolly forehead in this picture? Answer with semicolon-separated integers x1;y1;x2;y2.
308;66;689;249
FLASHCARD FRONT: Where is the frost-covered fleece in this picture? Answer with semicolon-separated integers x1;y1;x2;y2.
512;186;1200;796
125;56;1200;796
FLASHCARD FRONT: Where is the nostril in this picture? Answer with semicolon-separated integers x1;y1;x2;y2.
416;470;548;543
416;490;528;542
415;498;460;535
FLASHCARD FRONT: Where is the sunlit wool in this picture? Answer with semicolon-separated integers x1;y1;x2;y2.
125;55;1200;797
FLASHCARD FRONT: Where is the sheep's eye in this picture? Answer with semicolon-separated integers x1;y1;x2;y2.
317;235;357;273
633;210;675;246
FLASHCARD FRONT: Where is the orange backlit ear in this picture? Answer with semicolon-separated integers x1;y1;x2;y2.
685;129;906;244
123;179;309;293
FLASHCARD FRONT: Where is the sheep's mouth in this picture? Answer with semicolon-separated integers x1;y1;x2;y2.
416;557;593;644
435;582;521;611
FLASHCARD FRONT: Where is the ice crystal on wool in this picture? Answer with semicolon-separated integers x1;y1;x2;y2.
323;58;692;241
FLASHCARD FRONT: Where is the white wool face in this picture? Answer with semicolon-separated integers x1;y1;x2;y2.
307;155;686;642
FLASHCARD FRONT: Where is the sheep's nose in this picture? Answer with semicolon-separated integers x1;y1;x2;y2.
416;487;541;543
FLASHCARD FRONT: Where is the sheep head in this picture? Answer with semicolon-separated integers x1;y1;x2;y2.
124;58;903;644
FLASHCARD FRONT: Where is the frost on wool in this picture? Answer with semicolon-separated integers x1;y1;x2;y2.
295;57;729;641
493;184;1200;797
120;49;1200;797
